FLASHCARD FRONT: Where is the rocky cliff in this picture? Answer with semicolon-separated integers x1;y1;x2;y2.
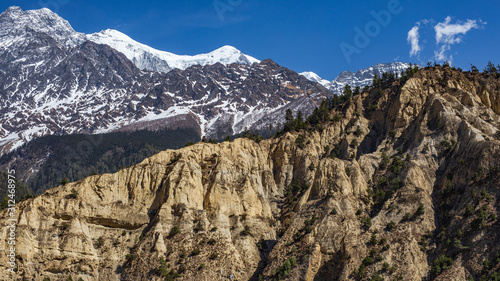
1;66;499;280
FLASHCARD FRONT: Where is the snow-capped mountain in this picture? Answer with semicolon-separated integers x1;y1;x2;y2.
299;71;332;87
88;29;260;73
0;6;331;154
301;62;413;94
0;6;259;73
0;6;417;156
0;6;86;48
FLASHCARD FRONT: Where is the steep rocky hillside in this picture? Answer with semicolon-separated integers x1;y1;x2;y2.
0;127;200;199
1;66;499;281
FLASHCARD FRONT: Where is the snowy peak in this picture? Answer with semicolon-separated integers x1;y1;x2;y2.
331;62;414;90
203;45;259;66
0;6;259;73
0;6;85;48
301;62;413;94
350;62;411;79
88;29;260;73
2;6;23;16
299;71;331;87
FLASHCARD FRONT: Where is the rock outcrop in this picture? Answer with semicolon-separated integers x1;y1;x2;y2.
1;66;499;280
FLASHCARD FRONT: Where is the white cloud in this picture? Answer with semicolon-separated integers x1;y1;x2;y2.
433;16;485;61
407;20;430;59
407;25;421;57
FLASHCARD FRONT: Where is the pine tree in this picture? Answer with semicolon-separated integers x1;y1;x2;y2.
294;111;304;130
485;61;497;74
283;109;295;132
353;86;360;96
343;85;352;99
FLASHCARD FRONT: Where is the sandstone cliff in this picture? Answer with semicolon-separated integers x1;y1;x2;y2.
1;66;499;281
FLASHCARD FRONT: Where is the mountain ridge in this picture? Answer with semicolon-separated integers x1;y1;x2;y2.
300;62;413;94
0;6;331;155
1;66;499;280
88;29;260;73
0;6;415;161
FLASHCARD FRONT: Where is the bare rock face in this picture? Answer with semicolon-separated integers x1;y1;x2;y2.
1;67;499;280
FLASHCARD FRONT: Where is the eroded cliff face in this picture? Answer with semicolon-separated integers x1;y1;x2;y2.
1;67;499;281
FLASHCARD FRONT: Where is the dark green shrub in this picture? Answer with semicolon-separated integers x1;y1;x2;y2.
415;203;425;216
382;262;390;272
170;153;181;164
389;177;401;189
361;217;372;229
308;163;315;171
390;156;405;174
377;176;388;186
363;256;375;265
95;237;104;248
193;221;203;232
332;114;342;122
345;167;351;177
422;144;429;153
169;226;180;237
350;139;358;148
296;134;306;149
386;221;396;231
370;272;383;281
432;255;453;276
440;138;453;152
179;249;186;258
240;225;252;236
380;151;390;168
354;126;362;136
402;212;412;221
70;188;79;199
453;238;469;251
367;102;377;111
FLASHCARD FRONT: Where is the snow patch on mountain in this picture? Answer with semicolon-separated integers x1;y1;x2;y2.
301;62;414;94
299;71;331;87
88;29;260;73
0;6;86;48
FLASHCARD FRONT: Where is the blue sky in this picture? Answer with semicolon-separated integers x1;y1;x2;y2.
2;0;499;80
